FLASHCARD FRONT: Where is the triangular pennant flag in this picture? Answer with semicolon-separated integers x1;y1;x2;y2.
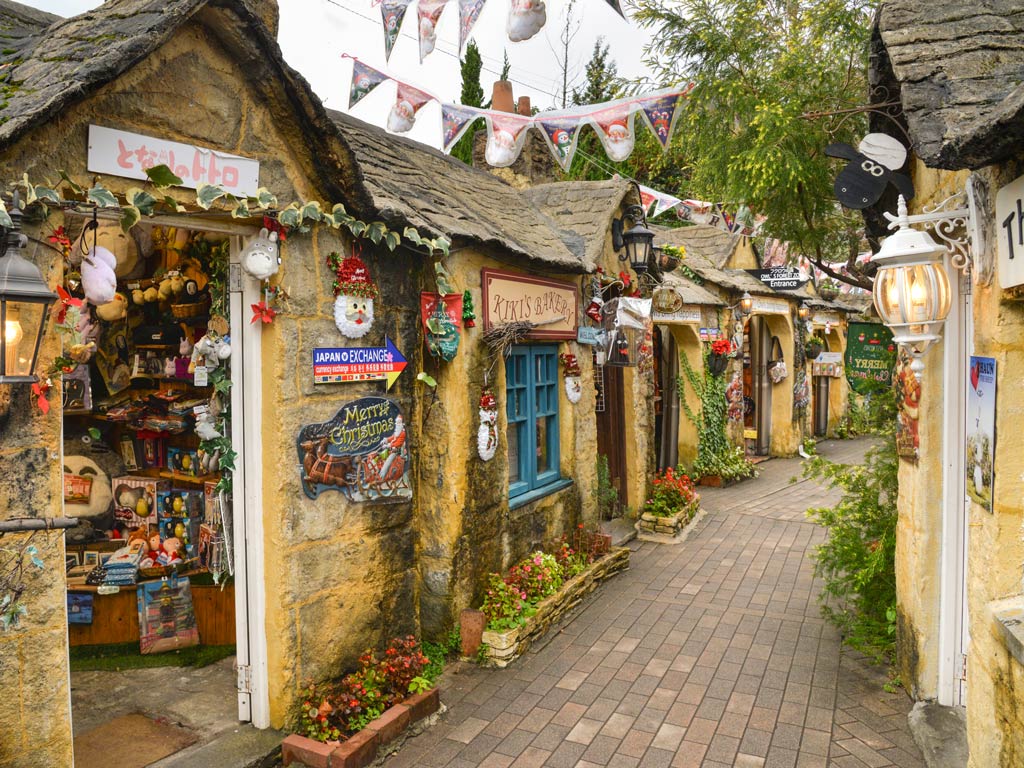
652;192;682;219
418;0;448;63
442;104;482;151
536;117;583;172
601;0;626;17
637;184;659;214
484;112;533;167
638;91;684;150
349;60;390;109
590;105;636;163
387;82;435;133
381;0;412;61
458;0;487;51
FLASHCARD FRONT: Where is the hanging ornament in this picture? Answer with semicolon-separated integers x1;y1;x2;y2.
329;251;379;339
536;116;583;172
387;82;434;133
484;112;532;167
349;58;390;109
584;275;604;323
442;104;482;152
507;0;546;42
559;353;583;404
477;387;498;461
381;0;412;61
240;227;281;281
421;292;462;362
458;0;487;50
592;105;636;163
462;290;476;327
81;246;117;306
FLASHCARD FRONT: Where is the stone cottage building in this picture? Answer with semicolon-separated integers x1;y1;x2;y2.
869;2;1024;765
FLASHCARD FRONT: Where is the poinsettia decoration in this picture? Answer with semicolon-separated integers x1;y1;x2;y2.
52;285;83;325
250;284;285;325
262;215;288;242
48;226;72;259
31;379;51;415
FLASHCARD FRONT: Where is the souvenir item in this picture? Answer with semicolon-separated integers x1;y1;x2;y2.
136;577;200;654
81;246;117;306
240;227;280;281
421;292;462;361
477;388;498;461
329;251;379;339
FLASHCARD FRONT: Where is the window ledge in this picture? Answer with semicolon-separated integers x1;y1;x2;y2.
509;478;574;511
990;595;1024;667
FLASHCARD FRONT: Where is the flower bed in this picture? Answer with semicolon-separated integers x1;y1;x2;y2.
282;636;442;768
635;467;705;544
479;530;629;667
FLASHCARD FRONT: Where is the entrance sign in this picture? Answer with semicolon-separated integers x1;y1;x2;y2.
296;397;412;502
88;125;260;196
996;174;1024;288
746;267;808;290
845;322;895;394
481;268;578;340
312;337;407;389
966;356;996;512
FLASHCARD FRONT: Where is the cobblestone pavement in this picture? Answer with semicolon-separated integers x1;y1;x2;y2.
384;438;924;768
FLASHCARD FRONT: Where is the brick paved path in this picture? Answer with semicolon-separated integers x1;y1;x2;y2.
385;438;924;768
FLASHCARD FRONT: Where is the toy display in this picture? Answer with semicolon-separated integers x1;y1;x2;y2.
61;224;236;649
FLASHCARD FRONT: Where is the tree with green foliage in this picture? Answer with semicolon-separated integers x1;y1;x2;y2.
633;0;876;287
572;38;620;106
451;41;485;165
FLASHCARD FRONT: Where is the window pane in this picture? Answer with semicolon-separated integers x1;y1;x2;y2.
535;415;548;475
508;421;521;483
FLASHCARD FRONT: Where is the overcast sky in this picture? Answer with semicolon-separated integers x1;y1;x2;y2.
25;0;656;151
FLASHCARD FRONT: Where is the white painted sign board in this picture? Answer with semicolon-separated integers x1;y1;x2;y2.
88;125;260;196
996;173;1024;288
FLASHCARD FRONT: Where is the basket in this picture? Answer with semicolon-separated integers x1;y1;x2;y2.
170;297;211;319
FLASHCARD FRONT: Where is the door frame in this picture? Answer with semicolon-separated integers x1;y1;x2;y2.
228;237;271;727
938;260;970;707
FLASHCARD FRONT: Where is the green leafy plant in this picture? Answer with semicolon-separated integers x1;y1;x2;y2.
804;391;898;662
407;676;432;695
480;573;533;632
677;345;756;482
641;467;700;520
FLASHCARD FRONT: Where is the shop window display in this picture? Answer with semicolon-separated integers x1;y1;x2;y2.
61;223;235;651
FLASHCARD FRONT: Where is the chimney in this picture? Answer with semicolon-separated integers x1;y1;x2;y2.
491;81;515;113
517;96;532;116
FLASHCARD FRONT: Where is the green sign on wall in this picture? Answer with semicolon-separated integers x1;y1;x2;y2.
845;322;896;394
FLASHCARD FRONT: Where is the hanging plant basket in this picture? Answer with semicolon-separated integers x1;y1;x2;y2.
707;352;729;376
818;285;839;301
805;340;824;360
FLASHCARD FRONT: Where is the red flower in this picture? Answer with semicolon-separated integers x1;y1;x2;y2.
31;380;50;415
53;285;83;325
251;301;277;324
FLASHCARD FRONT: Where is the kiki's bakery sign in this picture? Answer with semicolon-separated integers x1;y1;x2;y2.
481;268;579;340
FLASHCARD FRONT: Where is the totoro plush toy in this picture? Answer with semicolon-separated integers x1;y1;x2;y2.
63;430;125;538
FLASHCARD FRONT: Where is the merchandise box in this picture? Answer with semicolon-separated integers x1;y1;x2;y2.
112;475;170;526
203;481;222;526
167;447;200;476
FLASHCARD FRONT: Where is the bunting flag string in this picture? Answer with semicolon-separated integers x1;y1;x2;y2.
457;0;487;51
417;0;448;62
343;56;692;171
380;0;412;61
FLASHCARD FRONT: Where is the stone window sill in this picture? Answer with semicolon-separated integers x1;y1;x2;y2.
990;595;1024;666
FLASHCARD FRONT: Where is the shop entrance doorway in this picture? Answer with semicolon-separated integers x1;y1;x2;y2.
813;336;831;437
596;360;628;514
744;316;772;456
653;327;680;472
61;219;268;767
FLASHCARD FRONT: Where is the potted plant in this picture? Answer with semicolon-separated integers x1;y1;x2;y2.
656;244;685;273
707;339;733;376
817;279;840;301
636;467;704;542
805;336;824;360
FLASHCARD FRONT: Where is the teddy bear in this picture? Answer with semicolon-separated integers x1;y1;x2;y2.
241;227;280;281
81;246;118;306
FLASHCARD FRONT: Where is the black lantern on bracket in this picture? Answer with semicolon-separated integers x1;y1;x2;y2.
0;203;56;384
612;185;656;278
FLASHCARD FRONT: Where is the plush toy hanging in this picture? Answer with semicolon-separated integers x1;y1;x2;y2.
477;387;498;461
329;251;378;339
507;0;546;42
81;246;118;306
240;227;281;281
559;353;583;404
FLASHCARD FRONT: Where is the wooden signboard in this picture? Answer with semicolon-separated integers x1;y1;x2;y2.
481;268;578;340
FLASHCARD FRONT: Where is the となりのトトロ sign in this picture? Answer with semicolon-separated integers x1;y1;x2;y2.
296;397;411;502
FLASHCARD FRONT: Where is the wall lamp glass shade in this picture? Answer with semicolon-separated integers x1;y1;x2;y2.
739;292;753;314
797;304;810;319
871;222;951;357
0;248;55;384
621;220;655;274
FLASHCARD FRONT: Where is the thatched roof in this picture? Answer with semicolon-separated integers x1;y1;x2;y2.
871;0;1024;170
0;0;582;271
659;272;724;306
521;180;638;271
653;225;781;298
329;111;582;272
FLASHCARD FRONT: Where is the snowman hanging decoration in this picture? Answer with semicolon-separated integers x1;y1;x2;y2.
329;251;378;339
477;388;498;461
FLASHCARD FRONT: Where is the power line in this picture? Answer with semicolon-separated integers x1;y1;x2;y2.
321;0;562;99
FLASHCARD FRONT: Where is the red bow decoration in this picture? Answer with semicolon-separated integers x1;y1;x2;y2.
48;226;72;257
53;286;83;325
251;301;277;325
31;380;51;415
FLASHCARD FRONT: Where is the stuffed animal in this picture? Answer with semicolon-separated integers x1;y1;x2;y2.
63;431;125;532
241;227;280;281
189;332;231;373
81;246;118;306
179;335;194;357
197;448;221;475
96;292;128;322
156;537;183;565
195;410;222;441
507;0;546;42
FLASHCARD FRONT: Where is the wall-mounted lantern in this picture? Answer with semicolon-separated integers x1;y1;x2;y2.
0;204;56;384
797;303;810;320
613;204;655;279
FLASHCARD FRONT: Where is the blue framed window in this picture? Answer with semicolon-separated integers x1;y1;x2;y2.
506;345;561;499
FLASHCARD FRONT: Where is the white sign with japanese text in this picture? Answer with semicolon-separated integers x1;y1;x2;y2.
996;174;1024;288
88;125;260;196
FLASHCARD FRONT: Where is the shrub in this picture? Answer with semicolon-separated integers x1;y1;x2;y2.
641;467;700;519
506;551;563;602
555;538;590;578
480;573;532;632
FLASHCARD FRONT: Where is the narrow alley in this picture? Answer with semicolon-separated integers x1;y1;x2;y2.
383;438;925;768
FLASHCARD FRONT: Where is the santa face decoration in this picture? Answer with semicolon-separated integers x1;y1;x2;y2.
330;252;380;339
507;0;546;42
388;99;416;133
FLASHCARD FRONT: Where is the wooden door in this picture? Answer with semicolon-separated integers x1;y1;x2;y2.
596;361;628;512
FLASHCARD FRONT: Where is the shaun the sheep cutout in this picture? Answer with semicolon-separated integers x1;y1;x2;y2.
825;133;914;209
